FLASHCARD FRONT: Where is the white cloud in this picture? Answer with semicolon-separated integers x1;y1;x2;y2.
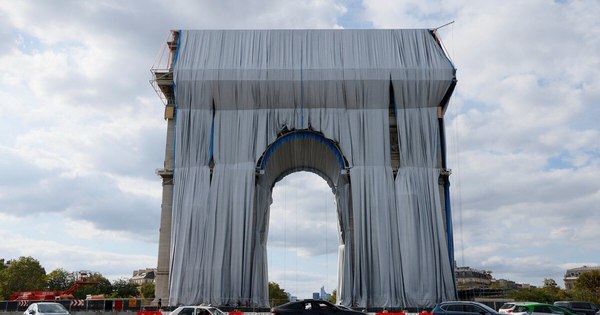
269;172;339;256
267;172;340;297
0;229;155;278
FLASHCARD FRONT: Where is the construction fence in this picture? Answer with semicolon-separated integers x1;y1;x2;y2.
0;299;161;313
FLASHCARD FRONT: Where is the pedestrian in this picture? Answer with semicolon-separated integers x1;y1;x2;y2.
158;298;162;310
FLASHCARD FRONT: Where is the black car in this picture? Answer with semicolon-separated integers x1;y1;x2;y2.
433;301;501;315
554;302;600;315
271;300;362;315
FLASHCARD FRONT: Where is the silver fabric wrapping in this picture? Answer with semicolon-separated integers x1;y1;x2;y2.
169;29;456;308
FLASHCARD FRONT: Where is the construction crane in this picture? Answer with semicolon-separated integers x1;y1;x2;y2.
9;271;99;301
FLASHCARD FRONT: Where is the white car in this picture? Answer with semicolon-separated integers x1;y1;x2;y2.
24;303;69;315
500;302;537;314
169;306;227;315
499;303;518;314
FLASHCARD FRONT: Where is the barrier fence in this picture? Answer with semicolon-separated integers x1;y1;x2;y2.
0;299;161;313
0;299;435;314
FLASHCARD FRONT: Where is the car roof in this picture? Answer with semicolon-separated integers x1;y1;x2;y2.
174;305;219;310
438;301;494;308
281;299;331;304
276;300;335;308
440;301;486;304
516;303;568;308
438;301;499;310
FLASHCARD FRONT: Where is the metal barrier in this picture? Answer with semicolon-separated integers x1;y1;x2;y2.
0;299;156;312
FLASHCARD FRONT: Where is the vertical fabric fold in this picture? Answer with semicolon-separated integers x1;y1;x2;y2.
394;106;455;307
168;108;212;305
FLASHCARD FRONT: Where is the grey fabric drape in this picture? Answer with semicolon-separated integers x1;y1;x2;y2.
169;29;456;308
394;107;454;306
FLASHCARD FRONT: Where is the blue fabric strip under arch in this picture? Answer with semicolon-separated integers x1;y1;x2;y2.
260;131;345;170
209;114;214;161
300;49;304;129
439;118;457;295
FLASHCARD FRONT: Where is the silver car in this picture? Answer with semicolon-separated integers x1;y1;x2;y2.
24;303;69;315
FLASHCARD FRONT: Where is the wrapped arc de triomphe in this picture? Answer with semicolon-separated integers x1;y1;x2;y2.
151;29;457;309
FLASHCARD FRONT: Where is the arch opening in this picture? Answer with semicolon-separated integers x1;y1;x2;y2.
267;171;338;300
255;130;353;305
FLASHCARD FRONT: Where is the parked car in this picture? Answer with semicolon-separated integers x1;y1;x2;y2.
510;302;576;315
500;302;536;314
23;303;69;315
557;306;581;315
271;299;363;315
169;305;226;315
336;305;356;311
432;301;501;315
554;302;600;315
499;302;518;314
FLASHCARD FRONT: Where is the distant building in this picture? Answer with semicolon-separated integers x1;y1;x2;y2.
130;268;156;286
455;266;535;302
320;287;331;301
564;265;600;290
455;266;492;289
2;259;13;268
286;292;297;302
491;278;520;290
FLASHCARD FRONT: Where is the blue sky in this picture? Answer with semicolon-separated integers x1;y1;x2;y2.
1;0;599;300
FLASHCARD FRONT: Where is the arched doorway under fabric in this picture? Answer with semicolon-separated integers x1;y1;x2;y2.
254;130;354;305
266;171;338;301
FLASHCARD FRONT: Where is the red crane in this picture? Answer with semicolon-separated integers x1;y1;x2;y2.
9;272;99;301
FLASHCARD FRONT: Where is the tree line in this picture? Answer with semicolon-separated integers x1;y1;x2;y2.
0;257;155;300
0;256;322;306
509;274;600;305
10;255;597;306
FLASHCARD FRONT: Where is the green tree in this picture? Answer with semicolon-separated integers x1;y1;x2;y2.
544;278;558;288
71;273;112;299
0;256;47;299
575;271;600;293
268;282;289;307
111;278;139;298
328;289;337;304
571;271;600;305
542;278;569;301
47;268;76;291
509;287;558;304
141;282;155;299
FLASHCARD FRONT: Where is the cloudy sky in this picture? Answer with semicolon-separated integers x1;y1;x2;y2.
1;0;599;300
